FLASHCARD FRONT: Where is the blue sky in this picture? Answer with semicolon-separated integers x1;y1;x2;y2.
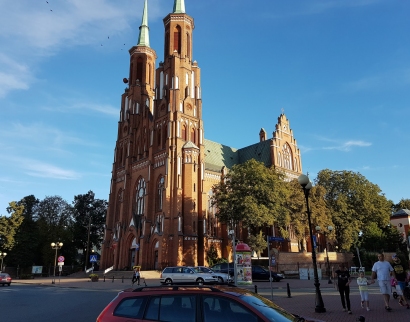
1;0;409;215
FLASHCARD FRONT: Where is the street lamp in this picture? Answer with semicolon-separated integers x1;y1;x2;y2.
316;225;334;284
298;174;326;313
51;242;63;284
0;251;7;272
85;215;92;272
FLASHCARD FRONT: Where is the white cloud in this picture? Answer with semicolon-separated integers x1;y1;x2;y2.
343;68;410;93
24;160;81;180
46;102;119;117
323;140;372;151
0;54;33;97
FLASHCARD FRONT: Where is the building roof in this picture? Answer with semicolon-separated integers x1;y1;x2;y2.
204;139;272;173
391;209;410;217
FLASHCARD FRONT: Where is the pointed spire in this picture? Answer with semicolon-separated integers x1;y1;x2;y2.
173;0;185;13
137;0;150;47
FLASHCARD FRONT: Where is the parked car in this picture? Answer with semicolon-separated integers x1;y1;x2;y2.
210;262;235;276
0;273;12;286
96;285;324;322
252;265;284;282
160;266;218;285
192;266;233;284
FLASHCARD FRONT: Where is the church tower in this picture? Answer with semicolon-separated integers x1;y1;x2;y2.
101;0;204;270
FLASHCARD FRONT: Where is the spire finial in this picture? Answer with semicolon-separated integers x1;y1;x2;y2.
173;0;185;13
137;0;150;47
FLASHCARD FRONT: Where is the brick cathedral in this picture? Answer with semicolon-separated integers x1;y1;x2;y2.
100;0;303;271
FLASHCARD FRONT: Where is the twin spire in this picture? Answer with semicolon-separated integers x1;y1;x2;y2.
137;0;186;47
173;0;186;13
137;0;150;47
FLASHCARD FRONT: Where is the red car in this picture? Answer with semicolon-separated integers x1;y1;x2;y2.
0;273;12;286
96;285;323;322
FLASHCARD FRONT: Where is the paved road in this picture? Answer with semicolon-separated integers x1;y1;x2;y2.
12;273;410;322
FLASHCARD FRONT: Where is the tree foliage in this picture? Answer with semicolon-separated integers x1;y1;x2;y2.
359;223;407;254
246;230;267;258
71;191;107;265
211;159;289;233
284;179;333;251
394;198;410;212
5;195;41;267
0;202;24;250
316;169;393;251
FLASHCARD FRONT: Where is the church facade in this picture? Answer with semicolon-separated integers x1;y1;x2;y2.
100;0;303;271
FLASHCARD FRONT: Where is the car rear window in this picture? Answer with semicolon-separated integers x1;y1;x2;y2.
113;296;146;319
145;295;196;322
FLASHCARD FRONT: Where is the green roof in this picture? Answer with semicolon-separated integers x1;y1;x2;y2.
204;139;272;172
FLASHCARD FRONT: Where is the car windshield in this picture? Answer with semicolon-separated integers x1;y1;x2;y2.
200;267;212;273
239;293;299;322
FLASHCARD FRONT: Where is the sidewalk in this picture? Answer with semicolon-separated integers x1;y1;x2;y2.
14;274;410;322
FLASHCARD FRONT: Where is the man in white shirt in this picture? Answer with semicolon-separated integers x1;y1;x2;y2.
371;252;396;311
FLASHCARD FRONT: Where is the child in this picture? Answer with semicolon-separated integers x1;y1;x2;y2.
357;271;371;311
132;266;141;286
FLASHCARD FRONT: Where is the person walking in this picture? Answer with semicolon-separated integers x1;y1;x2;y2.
391;254;409;309
334;263;352;314
132;266;141;286
357;271;373;311
371;252;396;311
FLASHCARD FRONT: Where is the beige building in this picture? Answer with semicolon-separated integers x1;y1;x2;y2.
100;0;303;271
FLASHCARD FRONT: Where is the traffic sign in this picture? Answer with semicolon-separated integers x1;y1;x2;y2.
58;256;65;262
90;255;98;263
268;236;285;242
58;262;64;266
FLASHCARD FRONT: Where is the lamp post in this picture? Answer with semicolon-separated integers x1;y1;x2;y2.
298;174;326;313
316;225;334;284
51;242;63;284
0;251;7;272
85;215;92;272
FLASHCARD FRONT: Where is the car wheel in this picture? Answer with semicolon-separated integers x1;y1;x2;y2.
7;283;11;286
196;278;204;285
165;278;173;285
217;277;224;284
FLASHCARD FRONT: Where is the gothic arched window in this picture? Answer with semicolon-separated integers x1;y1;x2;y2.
157;176;165;211
282;144;293;170
181;123;187;140
173;26;181;54
136;178;146;216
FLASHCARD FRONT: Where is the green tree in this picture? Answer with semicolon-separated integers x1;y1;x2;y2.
316;169;393;251
35;196;73;267
283;179;332;251
5;195;41;268
246;230;267;258
206;244;218;266
211;159;289;234
70;191;107;267
394;198;410;212
0;202;24;250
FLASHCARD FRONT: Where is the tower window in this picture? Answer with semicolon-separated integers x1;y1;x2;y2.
173;26;181;54
136;57;143;83
186;33;190;58
181;124;187;141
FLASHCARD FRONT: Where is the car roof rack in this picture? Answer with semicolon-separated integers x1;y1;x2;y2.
130;285;236;293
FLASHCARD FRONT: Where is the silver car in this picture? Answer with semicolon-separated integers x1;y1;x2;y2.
192;266;233;284
160;266;218;285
